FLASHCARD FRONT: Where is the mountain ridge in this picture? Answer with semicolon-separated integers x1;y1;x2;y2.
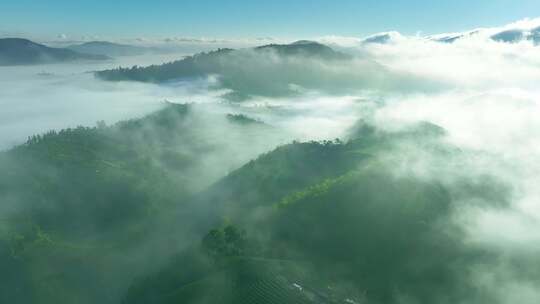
0;38;110;66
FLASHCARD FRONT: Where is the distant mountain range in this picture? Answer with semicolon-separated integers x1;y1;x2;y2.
429;24;540;44
6;22;538;67
0;38;110;66
359;22;540;45
490;27;540;43
66;41;164;57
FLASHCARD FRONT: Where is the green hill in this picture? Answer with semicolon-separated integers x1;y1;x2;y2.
0;102;285;304
120;121;512;304
0;104;527;304
95;42;364;99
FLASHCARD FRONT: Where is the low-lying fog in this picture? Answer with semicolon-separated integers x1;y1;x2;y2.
0;52;199;150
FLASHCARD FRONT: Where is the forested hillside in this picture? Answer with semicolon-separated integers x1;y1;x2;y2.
0;102;285;304
0;103;534;304
94;41;389;100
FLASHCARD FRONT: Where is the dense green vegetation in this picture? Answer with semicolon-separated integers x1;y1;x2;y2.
0;102;284;304
114;119;514;304
96;48;234;83
0;103;531;303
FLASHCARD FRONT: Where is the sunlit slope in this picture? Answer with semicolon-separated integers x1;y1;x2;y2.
125;122;511;304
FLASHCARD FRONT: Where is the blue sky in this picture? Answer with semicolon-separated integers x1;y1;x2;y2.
1;0;540;39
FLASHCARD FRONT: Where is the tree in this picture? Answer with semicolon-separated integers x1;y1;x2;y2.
201;225;250;258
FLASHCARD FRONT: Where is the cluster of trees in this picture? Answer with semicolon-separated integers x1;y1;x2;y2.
201;225;262;259
96;48;233;82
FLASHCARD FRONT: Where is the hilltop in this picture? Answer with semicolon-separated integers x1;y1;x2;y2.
66;41;163;57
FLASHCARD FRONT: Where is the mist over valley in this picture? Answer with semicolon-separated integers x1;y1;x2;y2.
2;8;540;304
